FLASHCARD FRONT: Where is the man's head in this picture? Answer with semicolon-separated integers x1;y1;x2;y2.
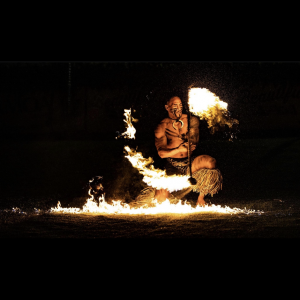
165;96;183;120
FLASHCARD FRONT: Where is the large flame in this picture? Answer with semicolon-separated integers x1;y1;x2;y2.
188;88;238;134
124;146;190;192
188;88;228;115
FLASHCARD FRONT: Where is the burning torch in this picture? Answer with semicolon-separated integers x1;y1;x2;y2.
186;87;197;186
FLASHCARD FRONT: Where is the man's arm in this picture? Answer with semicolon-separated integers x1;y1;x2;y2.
154;122;188;158
189;116;200;146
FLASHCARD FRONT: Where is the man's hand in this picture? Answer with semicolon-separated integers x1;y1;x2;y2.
178;142;196;152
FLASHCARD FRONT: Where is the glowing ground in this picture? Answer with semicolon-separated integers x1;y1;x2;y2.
0;197;299;238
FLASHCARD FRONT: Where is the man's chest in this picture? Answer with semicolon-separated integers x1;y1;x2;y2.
165;120;188;142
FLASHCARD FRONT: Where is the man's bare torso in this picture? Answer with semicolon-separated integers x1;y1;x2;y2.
155;114;189;158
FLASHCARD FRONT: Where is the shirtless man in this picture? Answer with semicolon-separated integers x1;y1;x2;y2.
154;96;217;206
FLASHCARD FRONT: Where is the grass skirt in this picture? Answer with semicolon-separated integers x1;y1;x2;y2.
130;168;223;207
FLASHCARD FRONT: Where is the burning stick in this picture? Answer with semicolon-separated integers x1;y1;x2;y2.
185;87;239;188
186;104;197;185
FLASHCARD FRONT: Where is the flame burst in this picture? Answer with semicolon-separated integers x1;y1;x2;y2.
124;146;190;192
188;88;238;134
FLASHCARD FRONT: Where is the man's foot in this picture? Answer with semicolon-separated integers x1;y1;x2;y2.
196;198;207;207
196;193;207;207
155;189;170;203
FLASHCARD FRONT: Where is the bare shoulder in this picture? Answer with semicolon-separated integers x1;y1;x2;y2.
154;119;167;136
160;117;171;124
157;118;170;128
190;115;200;127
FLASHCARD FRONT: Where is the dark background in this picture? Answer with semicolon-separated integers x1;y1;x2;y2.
1;62;300;140
0;62;299;209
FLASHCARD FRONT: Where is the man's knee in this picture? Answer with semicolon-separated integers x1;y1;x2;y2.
155;189;169;197
207;156;216;168
194;155;216;169
155;189;170;202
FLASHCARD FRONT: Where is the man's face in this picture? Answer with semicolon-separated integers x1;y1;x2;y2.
165;97;183;120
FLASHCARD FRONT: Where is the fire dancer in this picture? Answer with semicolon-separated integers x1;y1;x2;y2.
153;96;222;206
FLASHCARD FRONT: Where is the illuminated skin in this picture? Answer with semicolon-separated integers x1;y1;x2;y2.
154;96;216;206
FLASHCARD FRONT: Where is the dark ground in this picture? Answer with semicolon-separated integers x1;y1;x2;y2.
0;136;299;238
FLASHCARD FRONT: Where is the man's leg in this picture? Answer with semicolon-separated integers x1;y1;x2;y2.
196;192;206;207
191;155;217;207
154;158;184;203
154;189;171;203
